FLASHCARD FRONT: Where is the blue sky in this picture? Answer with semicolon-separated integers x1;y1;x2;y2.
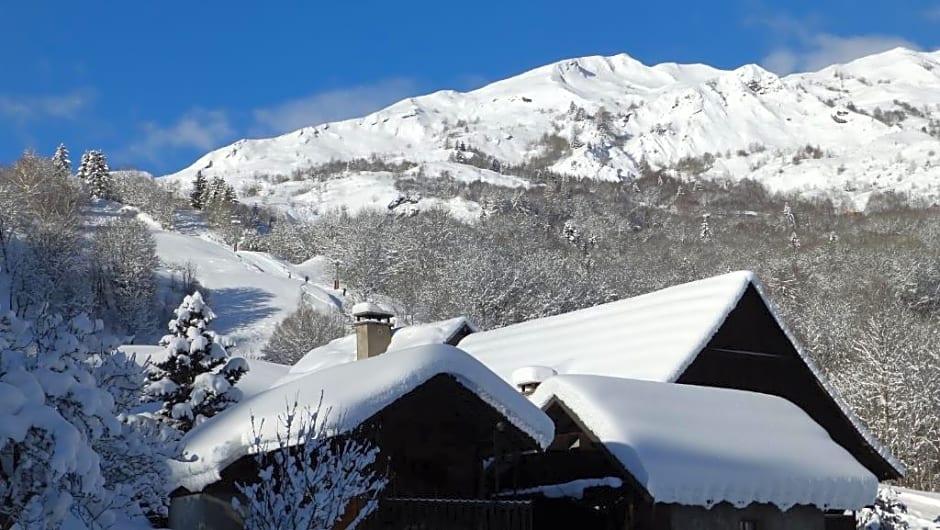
2;1;938;174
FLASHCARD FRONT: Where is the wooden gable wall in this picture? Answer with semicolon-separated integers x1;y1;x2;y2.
678;285;899;480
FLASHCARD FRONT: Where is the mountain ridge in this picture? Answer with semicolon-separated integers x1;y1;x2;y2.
162;47;940;214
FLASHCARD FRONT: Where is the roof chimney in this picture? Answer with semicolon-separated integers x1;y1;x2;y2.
511;365;558;396
352;302;394;360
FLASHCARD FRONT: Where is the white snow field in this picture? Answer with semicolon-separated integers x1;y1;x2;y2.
895;487;940;528
162;48;940;216
171;344;554;493
145;210;347;357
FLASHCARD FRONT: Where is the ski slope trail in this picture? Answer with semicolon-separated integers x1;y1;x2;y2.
148;211;346;357
896;487;940;528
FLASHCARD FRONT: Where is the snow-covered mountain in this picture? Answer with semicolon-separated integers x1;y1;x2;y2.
162;47;940;214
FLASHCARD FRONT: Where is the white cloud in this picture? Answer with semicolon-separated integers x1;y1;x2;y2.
762;33;918;74
127;109;233;162
0;89;92;121
761;49;799;76
251;78;419;136
752;12;920;74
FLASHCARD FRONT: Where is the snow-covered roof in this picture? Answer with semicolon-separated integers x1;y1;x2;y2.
459;271;755;383
532;375;878;511
277;316;476;386
171;344;553;492
458;270;903;477
511;365;557;387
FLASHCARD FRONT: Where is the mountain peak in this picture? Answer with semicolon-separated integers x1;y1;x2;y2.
162;48;940;217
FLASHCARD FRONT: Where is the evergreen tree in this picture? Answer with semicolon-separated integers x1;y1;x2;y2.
51;143;71;177
76;150;92;182
205;176;228;209
700;213;712;242
783;202;796;229
223;183;238;205
789;231;801;250
190;171;208;209
146;291;248;432
77;150;113;199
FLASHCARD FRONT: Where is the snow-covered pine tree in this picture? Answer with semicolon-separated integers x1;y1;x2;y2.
201;176;230;210
223;183;238;205
146;291;248;432
77;150;92;182
562;220;581;244
783;202;796;229
700;213;712;242
52;143;71;177
190;171;208;209
78;150;113;199
789;231;801;250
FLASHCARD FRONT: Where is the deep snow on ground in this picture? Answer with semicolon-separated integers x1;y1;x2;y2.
83;200;347;357
149;210;347;356
895;487;940;528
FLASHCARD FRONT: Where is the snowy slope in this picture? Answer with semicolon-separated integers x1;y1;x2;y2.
895;487;940;528
141;210;347;356
162;48;940;214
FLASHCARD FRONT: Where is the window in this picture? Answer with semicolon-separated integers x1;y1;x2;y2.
739;520;757;530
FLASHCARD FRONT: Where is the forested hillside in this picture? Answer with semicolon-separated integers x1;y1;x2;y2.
240;170;940;490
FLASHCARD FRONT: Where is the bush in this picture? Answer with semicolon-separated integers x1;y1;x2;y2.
262;303;348;364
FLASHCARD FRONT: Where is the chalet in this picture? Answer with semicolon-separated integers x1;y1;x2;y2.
169;272;899;530
504;375;877;530
458;271;903;483
167;342;552;530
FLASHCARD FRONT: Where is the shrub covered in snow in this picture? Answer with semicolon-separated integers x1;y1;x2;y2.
0;310;163;528
857;487;909;529
92;349;177;523
146;291;248;432
233;399;386;530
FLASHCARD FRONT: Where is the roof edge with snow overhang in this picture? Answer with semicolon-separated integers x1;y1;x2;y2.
532;375;879;511
169;343;553;493
457;270;903;478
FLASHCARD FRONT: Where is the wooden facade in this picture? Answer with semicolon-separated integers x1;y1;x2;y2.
170;374;541;530
679;285;899;480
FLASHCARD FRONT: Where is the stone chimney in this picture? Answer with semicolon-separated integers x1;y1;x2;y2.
351;302;394;360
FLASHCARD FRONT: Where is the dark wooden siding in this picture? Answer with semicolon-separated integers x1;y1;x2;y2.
678;285;899;480
371;373;539;498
